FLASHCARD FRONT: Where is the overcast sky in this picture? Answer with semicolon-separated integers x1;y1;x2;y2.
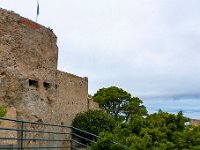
1;0;200;119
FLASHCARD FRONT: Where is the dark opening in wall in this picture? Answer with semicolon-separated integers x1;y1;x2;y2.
43;82;51;90
29;80;38;88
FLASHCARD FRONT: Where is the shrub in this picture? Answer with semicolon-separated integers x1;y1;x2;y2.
72;110;117;143
89;132;128;150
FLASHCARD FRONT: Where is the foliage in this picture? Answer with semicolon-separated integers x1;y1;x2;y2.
72;110;117;143
89;110;198;150
93;86;147;122
172;125;200;149
89;132;128;150
73;86;200;149
0;106;7;117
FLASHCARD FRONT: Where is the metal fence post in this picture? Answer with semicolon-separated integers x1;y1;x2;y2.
20;121;24;150
70;128;73;149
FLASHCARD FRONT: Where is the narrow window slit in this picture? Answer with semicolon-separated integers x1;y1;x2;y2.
43;82;51;90
29;80;38;88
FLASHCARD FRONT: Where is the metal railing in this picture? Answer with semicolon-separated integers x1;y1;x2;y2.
0;117;99;149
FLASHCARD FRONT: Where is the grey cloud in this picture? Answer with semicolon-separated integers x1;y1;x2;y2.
2;0;200;101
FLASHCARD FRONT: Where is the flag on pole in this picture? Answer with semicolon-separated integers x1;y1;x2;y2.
37;1;39;16
36;0;39;22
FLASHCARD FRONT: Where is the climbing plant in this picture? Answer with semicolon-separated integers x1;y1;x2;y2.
0;106;7;117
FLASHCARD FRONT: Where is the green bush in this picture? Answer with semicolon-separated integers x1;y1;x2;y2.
88;110;198;150
89;132;128;150
0;106;7;117
72;110;117;143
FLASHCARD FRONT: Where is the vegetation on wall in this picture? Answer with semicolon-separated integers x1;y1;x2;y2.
0;106;7;117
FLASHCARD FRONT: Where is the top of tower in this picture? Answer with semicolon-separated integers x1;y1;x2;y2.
0;8;58;72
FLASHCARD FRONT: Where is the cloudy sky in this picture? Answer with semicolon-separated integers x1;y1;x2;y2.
1;0;200;119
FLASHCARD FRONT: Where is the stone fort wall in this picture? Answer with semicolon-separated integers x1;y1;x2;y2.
0;8;98;148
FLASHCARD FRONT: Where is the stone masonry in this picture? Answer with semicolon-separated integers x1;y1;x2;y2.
0;8;98;148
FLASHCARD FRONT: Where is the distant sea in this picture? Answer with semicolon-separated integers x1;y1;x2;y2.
142;98;200;119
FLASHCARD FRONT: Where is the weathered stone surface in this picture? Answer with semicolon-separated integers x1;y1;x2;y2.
88;97;99;110
0;9;58;72
0;107;17;146
0;8;98;149
0;68;27;107
56;71;89;125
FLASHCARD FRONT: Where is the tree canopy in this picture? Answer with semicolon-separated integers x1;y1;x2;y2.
93;86;147;122
72;110;117;143
89;111;198;150
72;86;200;149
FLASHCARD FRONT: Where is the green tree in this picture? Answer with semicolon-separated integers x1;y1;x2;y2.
89;109;194;150
129;114;147;134
146;110;189;139
122;97;147;121
172;126;200;149
72;110;117;143
93;86;147;122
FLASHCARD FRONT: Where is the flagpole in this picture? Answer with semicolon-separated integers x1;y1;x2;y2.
36;14;38;23
36;0;39;22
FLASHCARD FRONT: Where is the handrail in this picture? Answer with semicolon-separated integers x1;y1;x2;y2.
71;126;100;138
0;117;98;150
0;117;100;138
0;127;71;134
0;117;129;149
0;137;70;142
0;117;71;128
72;133;97;143
0;146;70;149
